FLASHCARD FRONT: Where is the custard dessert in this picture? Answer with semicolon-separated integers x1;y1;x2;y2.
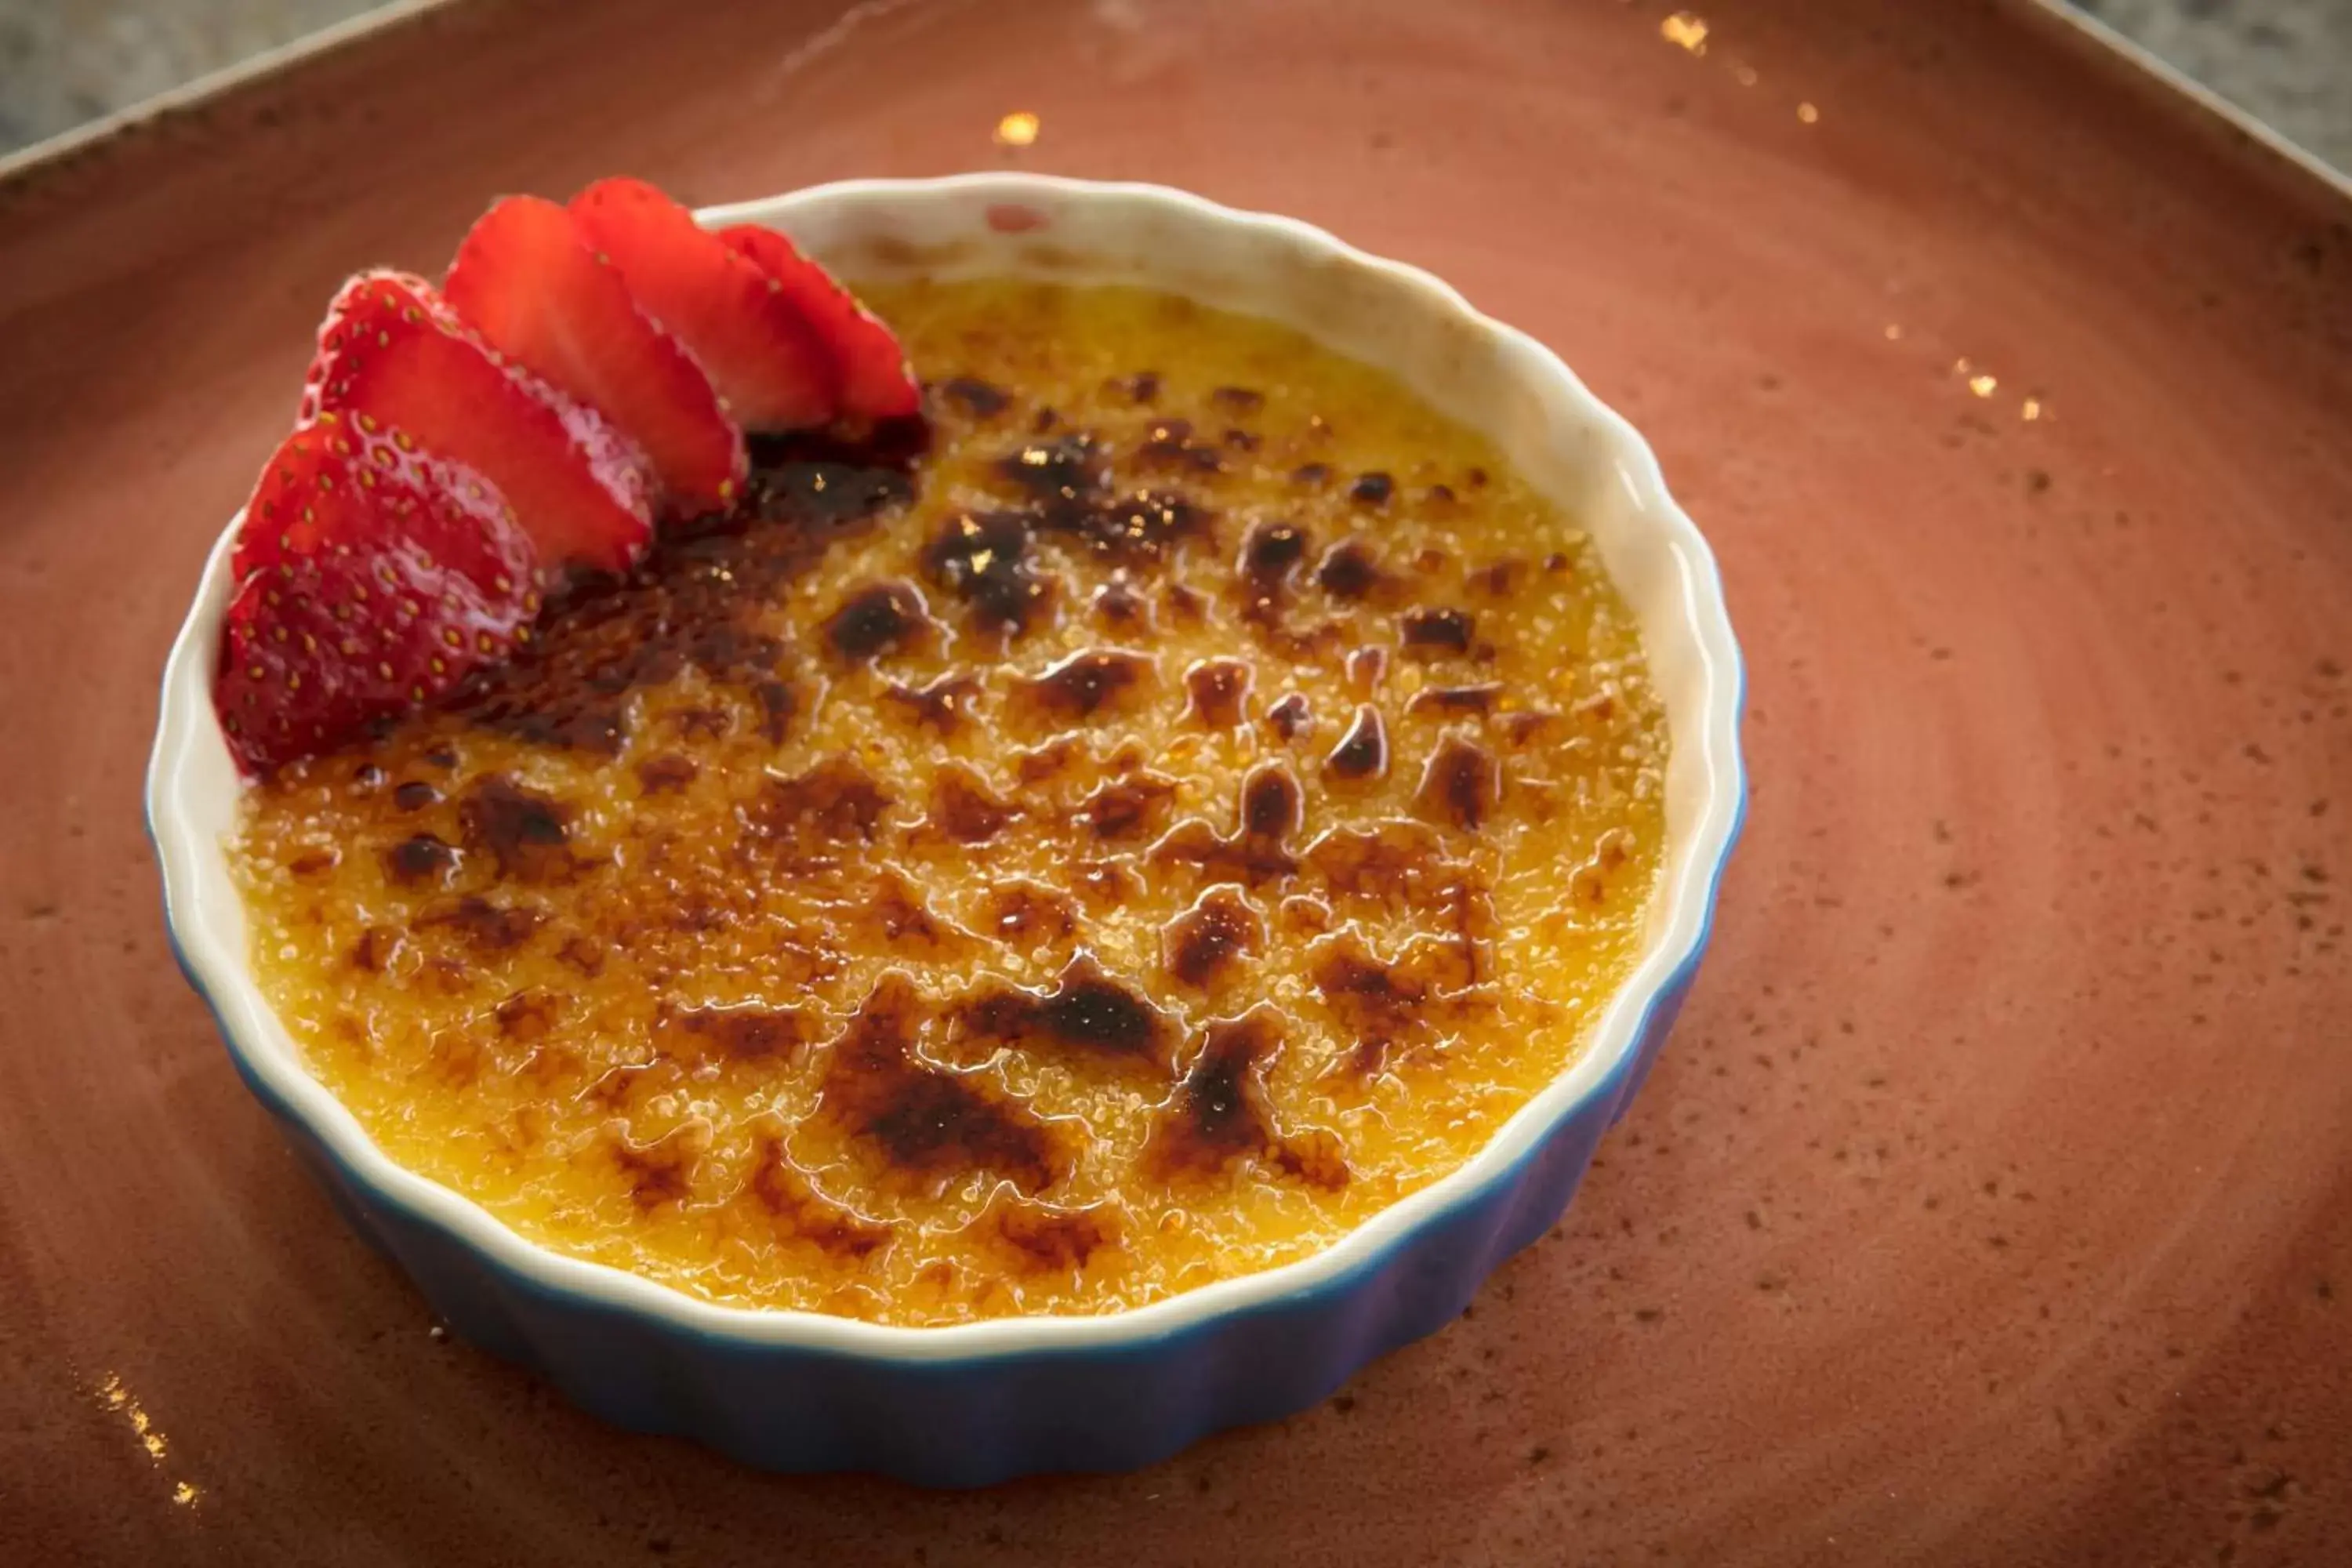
230;278;1668;1326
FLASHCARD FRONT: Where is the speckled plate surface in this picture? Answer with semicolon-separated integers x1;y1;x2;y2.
2;0;2347;1562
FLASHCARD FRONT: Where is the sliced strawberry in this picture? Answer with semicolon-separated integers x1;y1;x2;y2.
215;422;540;775
302;270;655;574
568;178;836;431
445;196;746;516
232;410;526;587
718;223;920;421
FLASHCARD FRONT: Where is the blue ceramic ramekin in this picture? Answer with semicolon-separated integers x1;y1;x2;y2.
148;175;1745;1486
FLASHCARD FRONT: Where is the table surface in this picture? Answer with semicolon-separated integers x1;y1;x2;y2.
0;1;2347;1563
4;0;2350;170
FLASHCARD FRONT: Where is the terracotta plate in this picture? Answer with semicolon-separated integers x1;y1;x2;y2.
2;0;2347;1561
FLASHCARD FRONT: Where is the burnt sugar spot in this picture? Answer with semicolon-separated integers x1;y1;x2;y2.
1417;734;1502;831
1185;658;1252;729
1211;385;1265;414
1501;709;1563;750
1241;760;1305;840
1350;472;1394;506
753;678;797;744
459;776;579;884
936;376;1012;419
996;433;1110;516
664;1001;811;1063
750;757;891;846
1291;462;1332;486
670;706;732;742
1470;559;1522;597
982;880;1080;953
1409;684;1503;716
636;754;699;795
924;510;1049;637
1326;703;1389;782
958;953;1176;1073
606;1120;709;1210
882;673;982;735
456;690;625;757
1051;489;1211;563
924;764;1018;844
1145;1007;1348;1189
1310;931;1483;1074
448;434;911;758
1401;608;1475;655
1239;521;1310;612
351;925;404;973
1161;886;1264;989
818;974;1062;1195
989;427;1208;561
1137;417;1225;476
494;990;558;1041
1241;521;1309;582
746;1127;892;1258
678;622;782;687
746;430;921;522
1078;771;1178;842
1147;764;1306;887
1014;737;1077;786
836;870;976;960
385;833;457;886
1011;649;1152;727
1093;580;1147;630
392;780;441;811
824;580;938;661
1316;540;1385;602
1267;692;1312;741
969;1191;1123;1272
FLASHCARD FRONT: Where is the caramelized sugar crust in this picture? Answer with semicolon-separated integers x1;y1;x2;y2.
231;282;1668;1325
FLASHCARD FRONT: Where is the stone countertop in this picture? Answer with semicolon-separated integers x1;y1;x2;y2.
2074;0;2352;169
1;1;2348;169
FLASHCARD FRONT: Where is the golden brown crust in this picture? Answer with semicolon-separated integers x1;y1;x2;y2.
230;281;1668;1325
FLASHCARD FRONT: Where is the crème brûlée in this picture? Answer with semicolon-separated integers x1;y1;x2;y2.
230;279;1668;1327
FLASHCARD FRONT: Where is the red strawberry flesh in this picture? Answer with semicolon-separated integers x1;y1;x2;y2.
569;178;836;432
719;223;920;421
446;196;746;517
215;421;540;775
303;270;655;575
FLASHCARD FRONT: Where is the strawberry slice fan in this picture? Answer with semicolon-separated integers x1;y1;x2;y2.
212;176;921;776
445;194;747;516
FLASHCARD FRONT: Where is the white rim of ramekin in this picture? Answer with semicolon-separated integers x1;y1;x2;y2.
147;175;1746;1362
